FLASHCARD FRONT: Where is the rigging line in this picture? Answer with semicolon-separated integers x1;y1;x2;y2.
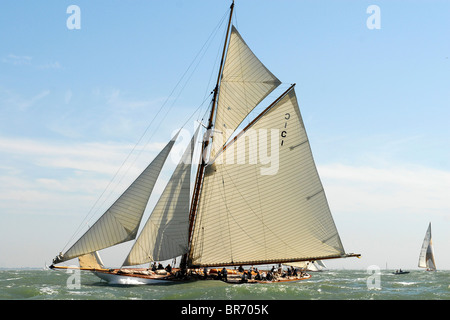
123;84;209;186
202;10;229;102
197;98;211;125
129;8;230;158
170;10;228;127
221;176;234;263
120;14;230;168
60;12;231;253
180;92;213;129
230;1;239;34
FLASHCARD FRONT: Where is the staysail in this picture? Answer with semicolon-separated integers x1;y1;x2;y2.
418;222;436;271
54;133;179;263
78;252;105;269
189;87;346;267
284;260;327;272
210;26;281;159
123;127;199;266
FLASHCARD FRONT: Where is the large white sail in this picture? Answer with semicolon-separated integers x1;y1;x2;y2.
189;88;345;267
210;26;281;159
55;134;179;263
123;127;199;266
418;222;436;270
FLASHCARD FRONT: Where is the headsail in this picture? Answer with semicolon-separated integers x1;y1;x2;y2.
78;251;105;269
418;222;436;271
189;87;346;267
123;127;200;266
210;26;281;159
53;133;179;264
284;260;327;272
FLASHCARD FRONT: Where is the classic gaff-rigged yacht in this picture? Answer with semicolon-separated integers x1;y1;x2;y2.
50;1;360;285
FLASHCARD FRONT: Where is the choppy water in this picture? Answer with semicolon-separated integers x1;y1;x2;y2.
1;268;448;301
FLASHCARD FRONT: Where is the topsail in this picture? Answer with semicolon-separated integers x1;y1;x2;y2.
210;26;281;159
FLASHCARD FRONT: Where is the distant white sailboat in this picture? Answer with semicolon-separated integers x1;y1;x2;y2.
418;222;436;271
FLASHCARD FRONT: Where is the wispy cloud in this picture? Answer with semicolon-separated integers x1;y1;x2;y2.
91;88;171;138
0;136;165;174
0;136;168;219
64;90;72;104
2;53;62;70
104;89;157;110
0;88;50;111
319;163;450;217
2;54;32;66
36;61;62;70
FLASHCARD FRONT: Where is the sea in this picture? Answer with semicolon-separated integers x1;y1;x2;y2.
1;268;448;317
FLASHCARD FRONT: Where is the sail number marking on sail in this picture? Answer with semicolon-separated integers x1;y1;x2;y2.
280;112;290;146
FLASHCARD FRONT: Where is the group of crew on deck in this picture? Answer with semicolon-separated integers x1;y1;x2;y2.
202;265;307;282
150;262;172;273
146;261;307;282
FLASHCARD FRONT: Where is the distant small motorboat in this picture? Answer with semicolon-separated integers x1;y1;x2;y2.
393;270;410;275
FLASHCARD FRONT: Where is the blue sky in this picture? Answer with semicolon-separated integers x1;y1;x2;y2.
0;1;449;270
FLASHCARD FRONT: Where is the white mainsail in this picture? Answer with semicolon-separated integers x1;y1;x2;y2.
55;133;179;263
210;26;281;159
418;222;436;271
189;88;346;267
123;127;199;266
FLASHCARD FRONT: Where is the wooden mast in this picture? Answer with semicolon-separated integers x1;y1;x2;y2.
182;1;235;269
